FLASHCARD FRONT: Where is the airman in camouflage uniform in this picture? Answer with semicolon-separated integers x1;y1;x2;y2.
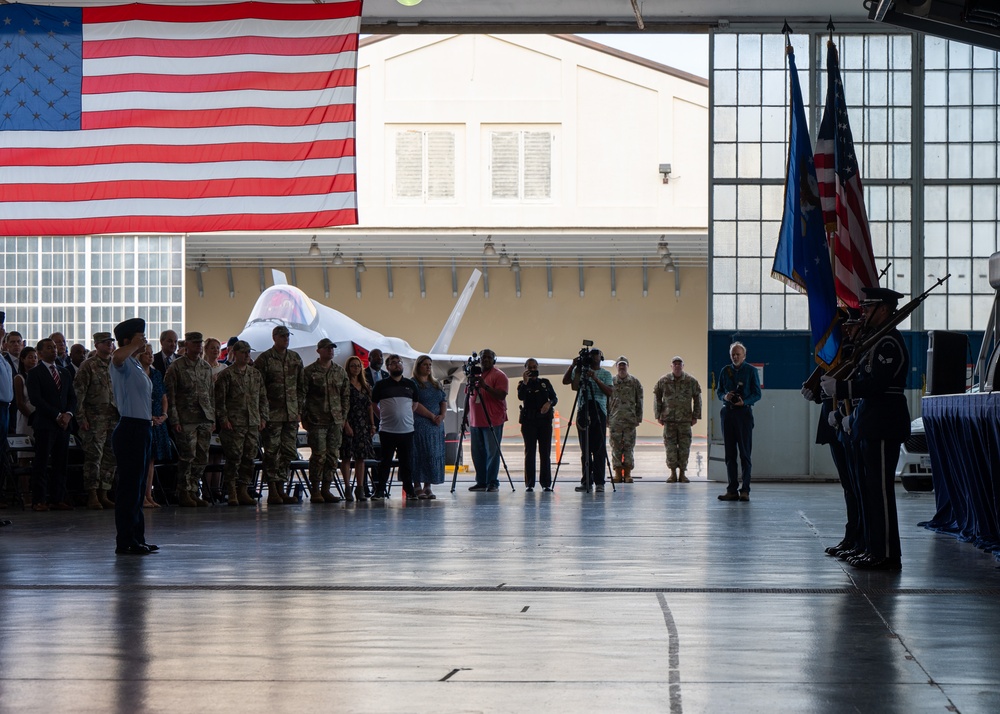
608;355;644;483
75;332;118;510
654;355;702;483
300;338;350;504
254;325;304;505
165;332;215;507
215;340;268;506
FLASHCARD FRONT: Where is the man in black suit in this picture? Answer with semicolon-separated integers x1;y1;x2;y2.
152;329;179;376
365;349;388;389
26;338;77;511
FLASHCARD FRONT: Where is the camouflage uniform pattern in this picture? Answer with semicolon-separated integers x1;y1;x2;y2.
254;348;305;484
608;375;644;470
654;372;703;470
74;354;118;490
215;365;269;487
165;356;216;494
300;361;351;483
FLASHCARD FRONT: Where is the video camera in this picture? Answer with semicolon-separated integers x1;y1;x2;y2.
463;352;483;385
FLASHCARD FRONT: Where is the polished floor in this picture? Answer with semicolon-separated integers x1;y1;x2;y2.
2;442;999;714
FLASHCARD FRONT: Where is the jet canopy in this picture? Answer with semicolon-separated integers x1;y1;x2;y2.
245;285;319;333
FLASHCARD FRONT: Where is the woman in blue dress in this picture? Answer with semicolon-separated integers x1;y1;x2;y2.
139;345;170;507
411;355;447;499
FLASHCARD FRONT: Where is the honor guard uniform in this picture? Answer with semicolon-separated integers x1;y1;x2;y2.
74;332;119;510
822;287;910;571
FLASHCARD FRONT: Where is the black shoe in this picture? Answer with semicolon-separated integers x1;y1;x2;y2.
0;519;11;527
595;484;605;492
115;544;152;556
542;487;553;492
142;543;160;552
825;541;851;557
486;485;499;493
846;552;873;566
575;486;591;493
851;556;901;571
837;548;864;562
718;492;739;501
468;485;487;492
525;487;534;492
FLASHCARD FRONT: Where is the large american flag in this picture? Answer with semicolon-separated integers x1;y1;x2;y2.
814;41;879;309
0;2;360;236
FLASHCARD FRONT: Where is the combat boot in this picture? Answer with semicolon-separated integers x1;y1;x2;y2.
623;467;634;483
98;488;115;508
321;480;341;503
177;490;198;507
612;466;624;483
237;485;256;506
267;481;286;505
310;479;325;503
193;490;210;507
86;488;102;510
679;469;690;483
226;481;239;507
667;468;678;483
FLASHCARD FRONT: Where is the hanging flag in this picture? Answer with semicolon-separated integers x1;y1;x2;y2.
814;41;879;309
0;2;360;235
771;48;841;368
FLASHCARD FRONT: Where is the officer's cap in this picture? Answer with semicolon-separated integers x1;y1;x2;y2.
861;286;905;308
93;332;113;343
184;331;204;343
113;317;145;343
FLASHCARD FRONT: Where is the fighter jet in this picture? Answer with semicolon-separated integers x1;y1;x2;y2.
235;269;569;406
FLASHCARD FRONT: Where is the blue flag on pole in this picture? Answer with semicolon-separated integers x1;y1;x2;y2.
771;48;841;369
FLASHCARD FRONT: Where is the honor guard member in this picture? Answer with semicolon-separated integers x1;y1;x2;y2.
75;332;119;510
300;338;350;504
821;286;910;571
255;325;304;505
608;356;643;483
516;358;558;492
165;331;216;507
655;356;703;483
109;318;156;555
214;340;268;506
716;342;761;501
802;308;865;559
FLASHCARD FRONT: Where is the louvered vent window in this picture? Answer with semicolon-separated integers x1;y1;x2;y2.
394;130;456;202
491;130;552;201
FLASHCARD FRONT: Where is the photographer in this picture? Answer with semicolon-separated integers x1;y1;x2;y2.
517;358;558;492
562;346;613;493
716;341;761;502
466;349;509;493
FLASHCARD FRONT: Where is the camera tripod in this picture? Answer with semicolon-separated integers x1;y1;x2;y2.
551;361;614;493
450;373;515;493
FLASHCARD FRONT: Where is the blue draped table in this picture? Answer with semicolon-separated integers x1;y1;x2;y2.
920;392;1000;554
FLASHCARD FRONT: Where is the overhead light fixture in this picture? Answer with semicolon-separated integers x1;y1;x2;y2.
657;240;669;256
511;256;520;273
308;239;321;257
397;0;422;6
332;249;344;266
355;258;367;273
498;247;511;267
483;238;497;257
196;261;209;273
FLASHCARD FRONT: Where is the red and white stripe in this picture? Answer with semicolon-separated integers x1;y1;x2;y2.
815;142;880;309
0;2;360;235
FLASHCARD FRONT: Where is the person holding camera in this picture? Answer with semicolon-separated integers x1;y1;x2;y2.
716;341;761;502
517;358;558;492
467;349;509;493
562;347;613;493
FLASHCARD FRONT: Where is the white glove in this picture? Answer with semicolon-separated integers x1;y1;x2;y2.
827;411;839;428
800;386;815;402
819;375;838;397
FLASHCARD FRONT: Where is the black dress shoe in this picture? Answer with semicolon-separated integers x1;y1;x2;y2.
542;487;553;492
847;552;874;567
468;485;487;492
142;543;160;552
525;487;534;492
575;486;591;493
825;541;852;557
837;548;864;562
0;519;11;527
115;544;152;556
851;556;901;571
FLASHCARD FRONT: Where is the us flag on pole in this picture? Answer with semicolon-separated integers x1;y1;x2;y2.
0;2;360;236
814;41;879;309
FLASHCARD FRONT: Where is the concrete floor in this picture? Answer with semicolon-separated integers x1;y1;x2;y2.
2;442;999;714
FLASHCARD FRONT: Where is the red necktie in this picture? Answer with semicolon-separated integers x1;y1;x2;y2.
50;365;61;390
